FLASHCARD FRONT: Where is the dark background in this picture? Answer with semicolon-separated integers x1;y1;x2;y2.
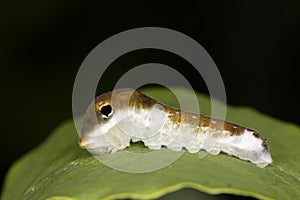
1;0;299;195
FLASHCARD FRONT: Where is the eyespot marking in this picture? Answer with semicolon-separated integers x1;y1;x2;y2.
96;102;113;119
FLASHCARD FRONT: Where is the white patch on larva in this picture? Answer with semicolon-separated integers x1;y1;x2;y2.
81;104;272;168
215;129;272;168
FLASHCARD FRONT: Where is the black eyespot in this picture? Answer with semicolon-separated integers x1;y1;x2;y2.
100;104;112;118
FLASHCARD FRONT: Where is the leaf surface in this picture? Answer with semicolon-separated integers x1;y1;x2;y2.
2;88;300;200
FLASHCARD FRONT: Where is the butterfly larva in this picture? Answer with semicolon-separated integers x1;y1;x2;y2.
79;89;272;168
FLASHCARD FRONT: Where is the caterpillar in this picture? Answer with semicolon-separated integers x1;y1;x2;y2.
79;89;272;168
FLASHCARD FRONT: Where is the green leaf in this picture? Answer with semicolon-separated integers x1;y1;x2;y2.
2;88;300;200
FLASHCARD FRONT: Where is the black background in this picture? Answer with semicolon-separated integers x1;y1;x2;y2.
1;0;299;194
